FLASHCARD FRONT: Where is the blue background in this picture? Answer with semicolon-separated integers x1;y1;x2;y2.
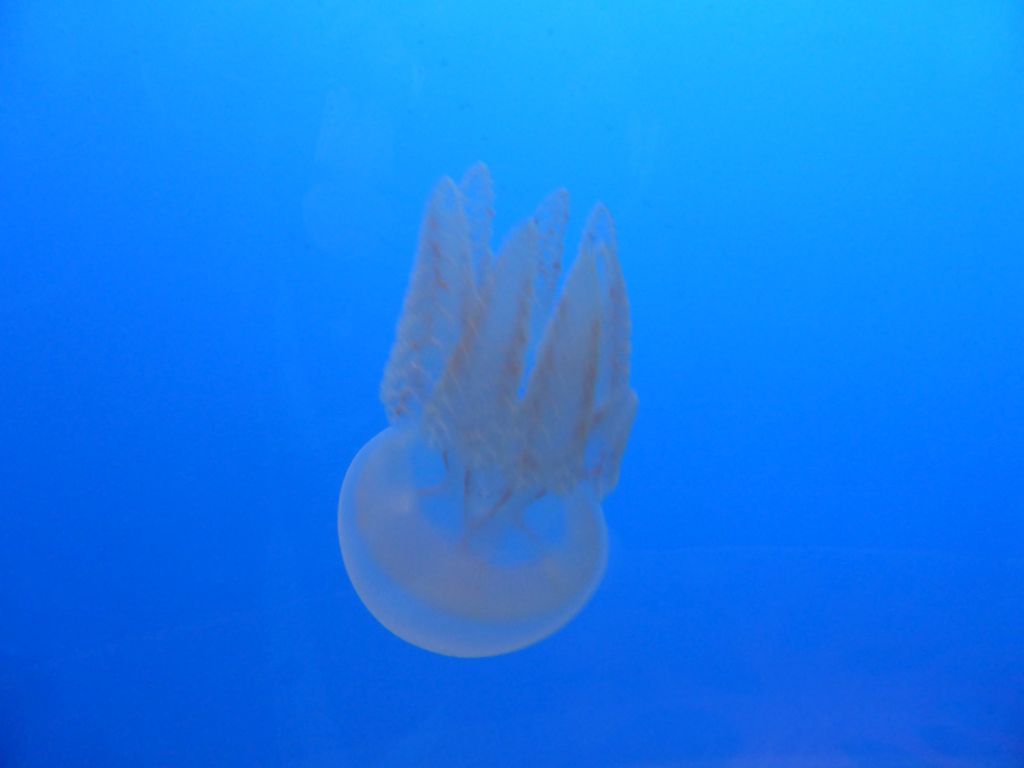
2;1;1023;765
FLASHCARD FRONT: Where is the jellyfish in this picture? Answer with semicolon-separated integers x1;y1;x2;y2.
338;164;637;657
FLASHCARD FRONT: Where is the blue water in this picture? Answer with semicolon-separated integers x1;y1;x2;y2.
2;1;1023;765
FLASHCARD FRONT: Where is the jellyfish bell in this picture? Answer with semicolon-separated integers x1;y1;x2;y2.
338;426;609;658
338;164;637;658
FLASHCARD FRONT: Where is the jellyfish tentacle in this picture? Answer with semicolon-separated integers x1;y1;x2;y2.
586;388;638;495
381;177;474;425
426;219;541;470
523;187;570;387
589;204;631;405
459;162;495;286
518;220;603;494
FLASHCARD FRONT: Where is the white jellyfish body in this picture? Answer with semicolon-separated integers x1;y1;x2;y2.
338;164;637;657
